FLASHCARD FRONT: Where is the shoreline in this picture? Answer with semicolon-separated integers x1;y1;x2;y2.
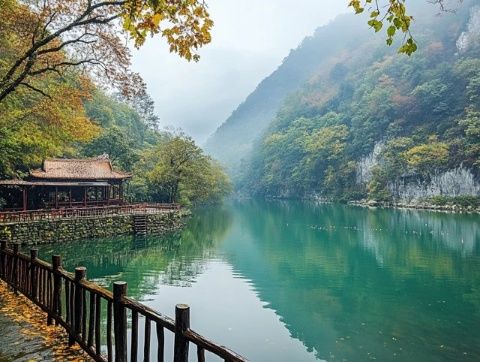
348;200;480;214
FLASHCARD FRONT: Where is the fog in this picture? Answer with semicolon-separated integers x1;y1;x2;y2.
131;0;347;143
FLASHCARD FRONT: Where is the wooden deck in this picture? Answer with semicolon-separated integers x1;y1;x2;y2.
0;203;180;224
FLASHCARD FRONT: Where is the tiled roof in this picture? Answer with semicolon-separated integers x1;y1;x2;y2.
30;157;131;180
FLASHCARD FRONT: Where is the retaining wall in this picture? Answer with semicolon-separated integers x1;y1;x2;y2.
0;210;187;245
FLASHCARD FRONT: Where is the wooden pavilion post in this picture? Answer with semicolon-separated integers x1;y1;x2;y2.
119;183;124;205
69;188;72;208
83;187;87;207
106;185;110;205
22;187;27;211
55;187;58;209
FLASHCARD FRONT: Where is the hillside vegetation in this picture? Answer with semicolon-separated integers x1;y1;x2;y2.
211;1;480;203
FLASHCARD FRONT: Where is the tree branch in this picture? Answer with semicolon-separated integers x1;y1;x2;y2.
38;33;97;55
28;58;103;76
0;0;124;95
41;11;57;37
19;82;52;99
0;56;36;102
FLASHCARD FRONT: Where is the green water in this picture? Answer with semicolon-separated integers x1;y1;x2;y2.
37;201;480;361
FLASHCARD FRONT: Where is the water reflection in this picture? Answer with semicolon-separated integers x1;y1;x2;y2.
38;205;233;298
221;201;480;361
36;201;480;362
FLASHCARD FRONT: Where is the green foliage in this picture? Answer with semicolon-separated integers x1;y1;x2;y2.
0;0;231;207
458;110;480;167
81;93;232;206
403;136;450;175
82;127;139;172
427;195;480;208
133;134;232;206
367;166;392;202
83;90;155;147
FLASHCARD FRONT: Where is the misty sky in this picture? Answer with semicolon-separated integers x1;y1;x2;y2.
131;0;347;144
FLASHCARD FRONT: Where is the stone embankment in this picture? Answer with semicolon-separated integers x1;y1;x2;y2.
0;209;189;245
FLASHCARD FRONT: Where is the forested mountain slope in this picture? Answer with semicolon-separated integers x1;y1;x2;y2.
232;1;480;203
205;14;372;174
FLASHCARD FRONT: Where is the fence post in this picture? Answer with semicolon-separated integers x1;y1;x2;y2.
30;249;38;301
49;255;62;326
174;304;190;362
12;243;19;293
69;267;86;346
0;241;6;279
113;281;128;362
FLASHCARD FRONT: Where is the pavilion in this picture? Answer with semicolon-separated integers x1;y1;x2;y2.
0;156;131;211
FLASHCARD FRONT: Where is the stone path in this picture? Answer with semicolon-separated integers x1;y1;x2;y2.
0;281;90;361
0;310;54;361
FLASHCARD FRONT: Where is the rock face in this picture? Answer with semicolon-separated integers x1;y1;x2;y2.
388;167;480;201
356;142;384;185
0;210;187;245
355;141;480;202
457;5;480;53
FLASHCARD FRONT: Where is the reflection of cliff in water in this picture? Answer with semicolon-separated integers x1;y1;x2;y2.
358;207;480;262
220;201;480;362
37;205;233;300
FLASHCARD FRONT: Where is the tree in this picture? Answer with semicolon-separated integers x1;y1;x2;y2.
0;77;99;177
0;0;213;102
115;84;159;131
82;126;138;171
0;2;101;178
134;134;231;205
458;110;480;167
403;136;450;174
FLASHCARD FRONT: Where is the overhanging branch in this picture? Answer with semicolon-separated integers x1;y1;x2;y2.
19;82;52;99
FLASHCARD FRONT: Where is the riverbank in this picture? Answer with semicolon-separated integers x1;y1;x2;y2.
349;199;480;213
0;281;89;361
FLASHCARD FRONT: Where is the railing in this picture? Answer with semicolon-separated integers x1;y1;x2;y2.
0;242;247;362
0;203;181;224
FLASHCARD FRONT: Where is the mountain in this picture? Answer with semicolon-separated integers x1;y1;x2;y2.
204;14;373;176
209;1;480;204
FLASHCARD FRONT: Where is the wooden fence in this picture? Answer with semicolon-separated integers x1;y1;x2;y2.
0;203;181;224
0;242;247;362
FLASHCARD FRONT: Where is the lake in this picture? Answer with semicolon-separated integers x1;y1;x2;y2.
37;201;480;361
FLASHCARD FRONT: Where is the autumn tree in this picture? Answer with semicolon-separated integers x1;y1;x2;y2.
0;75;99;177
0;0;213;102
0;6;99;178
